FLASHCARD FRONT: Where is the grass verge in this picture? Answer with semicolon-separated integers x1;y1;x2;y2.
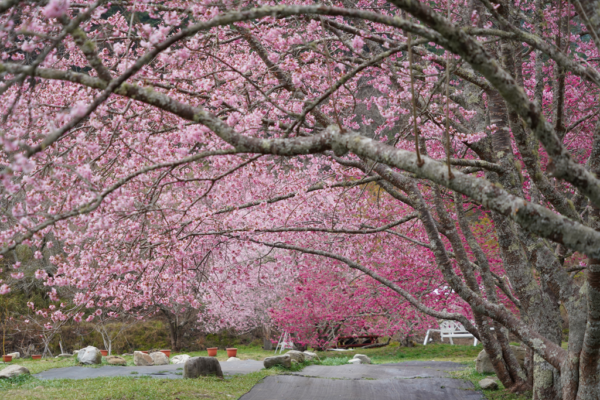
450;363;532;400
0;369;278;400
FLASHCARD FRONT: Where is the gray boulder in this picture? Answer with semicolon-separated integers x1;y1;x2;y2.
106;356;127;366
0;365;30;379
6;352;19;359
77;346;102;365
511;345;527;368
303;351;318;362
479;378;498;390
353;354;371;364
171;354;191;365
150;352;169;366
134;351;154;366
286;350;305;363
476;345;526;374
264;354;291;369
184;357;223;379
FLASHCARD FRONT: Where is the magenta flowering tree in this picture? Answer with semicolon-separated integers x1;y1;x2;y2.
0;0;600;398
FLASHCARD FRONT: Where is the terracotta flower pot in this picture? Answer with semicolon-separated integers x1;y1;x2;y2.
226;348;237;358
160;350;171;358
32;355;42;360
207;347;218;357
141;351;149;354
3;355;12;362
100;350;108;356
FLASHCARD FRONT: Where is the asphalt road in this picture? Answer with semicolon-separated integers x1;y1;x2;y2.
241;361;485;400
239;375;484;400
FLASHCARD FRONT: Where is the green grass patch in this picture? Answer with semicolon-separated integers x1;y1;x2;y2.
316;342;482;364
0;370;278;400
319;356;351;366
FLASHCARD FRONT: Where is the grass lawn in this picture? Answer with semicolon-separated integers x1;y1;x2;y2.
0;343;531;400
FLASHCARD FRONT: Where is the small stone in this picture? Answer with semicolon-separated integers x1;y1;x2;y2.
106;356;127;366
57;354;72;358
184;357;223;379
226;357;240;362
77;346;102;365
171;354;191;365
348;358;362;365
133;351;154;366
264;354;291;369
150;352;169;366
303;351;318;362
286;350;305;363
0;364;30;379
6;352;19;359
479;378;498;390
353;354;371;364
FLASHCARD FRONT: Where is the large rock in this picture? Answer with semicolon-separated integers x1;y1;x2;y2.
171;354;191;365
511;345;526;368
106;356;127;366
476;350;495;374
184;357;223;379
264;354;291;369
479;378;499;390
303;351;318;362
0;365;30;379
286;350;305;363
134;351;154;366
150;352;169;366
7;352;19;359
77;346;102;365
353;354;371;364
476;345;527;374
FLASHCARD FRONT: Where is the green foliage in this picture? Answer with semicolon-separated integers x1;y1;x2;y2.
54;321;170;355
14;245;33;262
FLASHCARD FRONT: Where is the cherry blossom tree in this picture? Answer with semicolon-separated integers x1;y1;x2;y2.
1;0;600;398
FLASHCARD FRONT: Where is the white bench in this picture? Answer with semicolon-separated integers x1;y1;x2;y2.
274;332;295;354
423;320;478;346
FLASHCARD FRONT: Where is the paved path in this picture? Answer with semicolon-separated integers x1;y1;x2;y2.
241;361;485;400
240;375;483;400
35;360;264;380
